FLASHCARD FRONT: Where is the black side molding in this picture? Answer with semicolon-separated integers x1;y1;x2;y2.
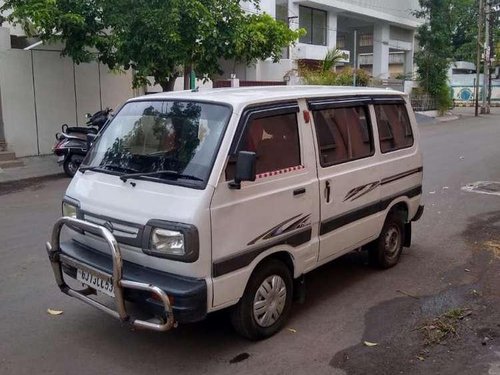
213;227;312;278
412;205;425;222
320;185;422;236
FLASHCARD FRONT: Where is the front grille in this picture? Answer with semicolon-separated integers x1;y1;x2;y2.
81;211;144;247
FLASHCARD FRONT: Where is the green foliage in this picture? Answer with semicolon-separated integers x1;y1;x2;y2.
300;49;369;87
450;0;477;62
302;66;370;87
2;0;303;91
414;0;455;113
321;49;348;73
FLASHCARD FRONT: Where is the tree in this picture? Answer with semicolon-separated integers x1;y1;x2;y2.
321;49;348;72
450;0;478;62
2;0;303;91
414;0;455;112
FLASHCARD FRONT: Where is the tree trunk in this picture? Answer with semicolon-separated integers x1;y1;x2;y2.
183;65;191;90
159;76;177;92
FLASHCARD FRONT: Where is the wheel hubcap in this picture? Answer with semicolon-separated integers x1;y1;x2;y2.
253;275;287;327
384;226;401;258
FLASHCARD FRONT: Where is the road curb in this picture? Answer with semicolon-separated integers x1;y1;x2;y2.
0;172;66;195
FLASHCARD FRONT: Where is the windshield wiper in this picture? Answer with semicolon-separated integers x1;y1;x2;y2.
79;166;103;174
119;170;204;183
80;164;138;174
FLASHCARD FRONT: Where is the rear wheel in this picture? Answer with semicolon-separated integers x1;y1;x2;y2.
369;211;405;269
230;259;293;340
63;154;83;178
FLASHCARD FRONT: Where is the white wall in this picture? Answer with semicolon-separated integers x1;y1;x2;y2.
0;49;38;156
258;59;294;81
0;48;134;156
32;50;78;155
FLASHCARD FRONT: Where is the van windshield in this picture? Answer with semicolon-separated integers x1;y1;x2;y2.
81;100;231;187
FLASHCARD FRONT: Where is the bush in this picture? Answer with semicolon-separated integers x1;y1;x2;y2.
301;66;370;87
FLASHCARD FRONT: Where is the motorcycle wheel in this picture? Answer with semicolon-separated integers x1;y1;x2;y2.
63;154;83;178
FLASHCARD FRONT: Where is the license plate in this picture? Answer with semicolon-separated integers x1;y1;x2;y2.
77;269;115;297
57;155;65;162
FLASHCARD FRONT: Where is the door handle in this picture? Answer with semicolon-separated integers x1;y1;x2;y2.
293;188;306;196
325;181;331;203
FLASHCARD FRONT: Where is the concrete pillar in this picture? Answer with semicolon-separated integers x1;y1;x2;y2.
245;64;260;81
0;27;11;50
373;23;390;80
328;12;337;50
0;27;10;150
404;32;415;78
288;0;300;60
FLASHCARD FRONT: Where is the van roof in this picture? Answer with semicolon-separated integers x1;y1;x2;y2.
128;85;406;112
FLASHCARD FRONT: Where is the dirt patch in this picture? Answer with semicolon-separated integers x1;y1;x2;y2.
418;308;472;346
330;283;500;375
483;241;500;259
330;212;500;374
0;174;64;196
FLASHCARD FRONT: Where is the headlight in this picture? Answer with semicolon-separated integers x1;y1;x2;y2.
62;201;78;218
143;220;199;262
150;229;185;256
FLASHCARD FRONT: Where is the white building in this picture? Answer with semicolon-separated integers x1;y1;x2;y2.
228;0;422;82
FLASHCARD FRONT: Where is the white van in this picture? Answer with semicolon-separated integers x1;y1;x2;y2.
46;86;424;340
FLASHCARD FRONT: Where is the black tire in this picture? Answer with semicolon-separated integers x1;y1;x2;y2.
230;259;293;340
63;154;83;178
369;211;406;269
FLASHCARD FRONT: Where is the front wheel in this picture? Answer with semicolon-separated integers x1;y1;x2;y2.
369;211;405;269
230;259;293;340
63;154;84;178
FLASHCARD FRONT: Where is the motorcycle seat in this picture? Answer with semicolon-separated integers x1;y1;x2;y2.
63;126;98;135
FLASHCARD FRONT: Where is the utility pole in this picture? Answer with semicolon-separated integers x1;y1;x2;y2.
353;29;357;86
475;0;484;116
482;0;491;114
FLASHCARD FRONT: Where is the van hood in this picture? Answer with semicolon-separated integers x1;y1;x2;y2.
66;171;213;225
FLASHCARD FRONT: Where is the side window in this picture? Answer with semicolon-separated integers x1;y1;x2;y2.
374;104;414;153
225;112;301;180
312;106;374;167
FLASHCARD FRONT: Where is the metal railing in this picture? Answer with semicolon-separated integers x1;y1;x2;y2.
410;93;437;111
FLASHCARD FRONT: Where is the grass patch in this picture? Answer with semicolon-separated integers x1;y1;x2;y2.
419;308;472;346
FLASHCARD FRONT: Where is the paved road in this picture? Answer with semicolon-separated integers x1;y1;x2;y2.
1;112;500;375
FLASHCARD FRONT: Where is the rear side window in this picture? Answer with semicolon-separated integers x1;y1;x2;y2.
225;113;301;180
312;106;374;167
374;104;414;153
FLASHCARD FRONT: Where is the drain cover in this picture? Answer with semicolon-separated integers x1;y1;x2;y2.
462;181;500;196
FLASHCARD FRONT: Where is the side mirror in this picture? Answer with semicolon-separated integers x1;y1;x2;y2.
86;133;97;149
85;113;92;119
229;151;256;189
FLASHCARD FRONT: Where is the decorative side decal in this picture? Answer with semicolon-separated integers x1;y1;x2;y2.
247;214;311;246
344;182;380;202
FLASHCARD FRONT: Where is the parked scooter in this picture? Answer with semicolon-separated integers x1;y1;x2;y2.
53;108;112;177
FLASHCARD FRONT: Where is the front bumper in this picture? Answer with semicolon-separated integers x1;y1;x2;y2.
46;217;207;331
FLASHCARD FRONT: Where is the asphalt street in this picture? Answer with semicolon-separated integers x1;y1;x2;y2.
1;111;500;374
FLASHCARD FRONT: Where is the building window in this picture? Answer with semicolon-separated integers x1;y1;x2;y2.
299;6;327;46
226;113;301;180
275;0;288;23
336;35;345;49
359;34;373;47
374;104;414;153
312;106;374;167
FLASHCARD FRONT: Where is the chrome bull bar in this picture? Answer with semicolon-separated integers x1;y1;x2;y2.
46;217;175;332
